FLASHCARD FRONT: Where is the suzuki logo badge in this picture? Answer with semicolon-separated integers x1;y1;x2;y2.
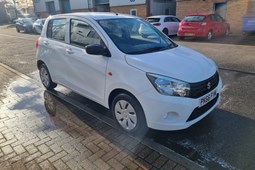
207;82;211;90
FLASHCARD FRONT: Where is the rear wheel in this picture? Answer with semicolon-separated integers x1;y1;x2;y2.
225;28;230;36
111;93;148;136
207;31;213;41
162;28;168;36
39;64;57;90
179;36;185;40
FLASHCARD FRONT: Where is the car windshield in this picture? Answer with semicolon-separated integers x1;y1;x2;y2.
147;18;161;23
98;18;176;55
183;16;205;22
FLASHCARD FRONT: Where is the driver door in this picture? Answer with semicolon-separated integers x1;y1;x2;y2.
64;19;108;104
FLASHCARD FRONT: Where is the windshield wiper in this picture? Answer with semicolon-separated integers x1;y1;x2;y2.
129;46;174;55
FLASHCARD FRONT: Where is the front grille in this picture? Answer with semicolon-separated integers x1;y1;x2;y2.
189;72;219;99
187;94;219;122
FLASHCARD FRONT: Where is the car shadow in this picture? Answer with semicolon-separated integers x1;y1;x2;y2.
44;88;255;170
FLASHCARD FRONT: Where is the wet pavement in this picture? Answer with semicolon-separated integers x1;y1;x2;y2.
0;65;188;170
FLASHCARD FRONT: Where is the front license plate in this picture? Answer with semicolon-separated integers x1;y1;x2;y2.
184;33;195;36
199;90;217;108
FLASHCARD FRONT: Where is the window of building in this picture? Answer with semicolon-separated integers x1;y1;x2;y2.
70;19;102;48
47;19;66;42
46;1;56;15
60;0;71;13
130;9;137;16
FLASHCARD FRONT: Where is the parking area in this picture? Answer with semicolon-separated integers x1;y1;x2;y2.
1;27;255;170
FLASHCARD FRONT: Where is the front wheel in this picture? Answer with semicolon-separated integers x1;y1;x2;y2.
16;27;20;32
111;93;148;136
39;64;57;90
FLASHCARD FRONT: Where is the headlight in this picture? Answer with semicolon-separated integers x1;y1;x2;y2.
147;73;190;97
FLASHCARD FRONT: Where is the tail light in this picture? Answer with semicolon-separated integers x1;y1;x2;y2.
153;23;161;26
36;37;40;49
201;22;207;26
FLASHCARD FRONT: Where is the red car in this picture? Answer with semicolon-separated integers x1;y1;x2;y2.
178;13;230;40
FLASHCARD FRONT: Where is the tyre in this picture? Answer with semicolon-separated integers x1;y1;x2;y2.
225;28;230;36
16;27;20;32
111;93;148;136
179;36;185;40
44;91;56;116
162;28;169;36
207;31;213;41
39;64;57;90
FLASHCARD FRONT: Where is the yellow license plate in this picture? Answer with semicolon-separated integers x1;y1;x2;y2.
184;33;195;36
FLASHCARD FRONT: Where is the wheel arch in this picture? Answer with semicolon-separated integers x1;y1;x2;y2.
108;88;139;109
37;60;45;69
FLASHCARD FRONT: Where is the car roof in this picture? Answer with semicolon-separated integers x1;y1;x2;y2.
186;12;213;16
50;12;137;20
147;15;177;18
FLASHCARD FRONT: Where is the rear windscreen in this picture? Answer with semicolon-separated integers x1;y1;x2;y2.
147;18;161;23
183;16;206;22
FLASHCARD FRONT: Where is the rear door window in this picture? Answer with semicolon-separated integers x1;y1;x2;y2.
47;19;66;42
147;18;160;23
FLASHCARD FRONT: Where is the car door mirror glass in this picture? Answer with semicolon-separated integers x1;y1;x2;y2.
85;44;111;57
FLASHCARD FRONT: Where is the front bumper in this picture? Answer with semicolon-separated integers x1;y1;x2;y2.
137;78;222;131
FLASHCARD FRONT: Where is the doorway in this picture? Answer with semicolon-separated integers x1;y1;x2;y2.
214;2;227;19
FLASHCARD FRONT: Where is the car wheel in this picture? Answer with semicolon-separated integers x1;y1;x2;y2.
16;27;20;32
44;91;56;116
111;93;148;136
162;28;169;36
207;31;213;41
179;36;185;40
39;64;57;90
225;28;230;36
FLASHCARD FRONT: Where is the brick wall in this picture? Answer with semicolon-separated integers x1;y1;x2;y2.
226;0;250;33
110;4;148;19
176;0;251;34
176;0;214;20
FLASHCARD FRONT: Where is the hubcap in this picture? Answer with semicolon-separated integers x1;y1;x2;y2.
226;29;229;36
208;32;212;40
115;100;137;131
40;67;50;87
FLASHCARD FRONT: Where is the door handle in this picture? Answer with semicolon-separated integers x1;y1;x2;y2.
43;40;49;45
66;48;74;54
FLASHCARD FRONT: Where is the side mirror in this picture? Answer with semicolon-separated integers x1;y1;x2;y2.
85;44;111;57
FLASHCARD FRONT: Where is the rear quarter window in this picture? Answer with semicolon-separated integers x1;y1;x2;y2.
47;19;66;42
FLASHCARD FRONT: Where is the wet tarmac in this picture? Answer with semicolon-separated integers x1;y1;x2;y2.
43;68;255;170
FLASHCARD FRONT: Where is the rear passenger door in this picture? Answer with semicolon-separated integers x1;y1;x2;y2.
164;17;179;35
65;19;108;104
43;18;68;84
215;14;226;35
210;14;221;36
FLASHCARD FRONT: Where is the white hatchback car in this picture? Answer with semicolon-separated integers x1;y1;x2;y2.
37;13;222;135
147;15;180;36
